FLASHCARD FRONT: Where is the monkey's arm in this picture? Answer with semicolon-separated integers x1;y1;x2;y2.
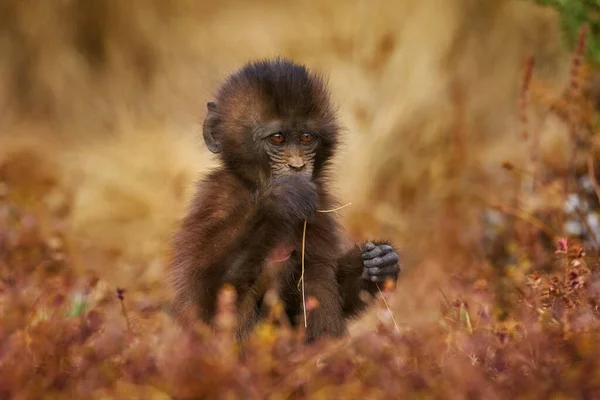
302;260;347;342
336;241;400;318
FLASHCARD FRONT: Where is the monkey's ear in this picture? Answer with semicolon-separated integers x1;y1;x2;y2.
203;101;222;153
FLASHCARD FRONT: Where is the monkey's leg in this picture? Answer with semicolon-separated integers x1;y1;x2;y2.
234;266;277;341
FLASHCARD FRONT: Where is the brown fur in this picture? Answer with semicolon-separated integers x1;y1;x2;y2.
170;59;398;342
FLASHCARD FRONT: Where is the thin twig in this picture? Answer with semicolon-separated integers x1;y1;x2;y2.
316;202;352;213
520;56;535;140
117;288;131;332
301;219;307;328
376;283;400;332
438;287;452;308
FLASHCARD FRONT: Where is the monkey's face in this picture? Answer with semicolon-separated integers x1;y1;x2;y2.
256;128;319;179
204;58;340;184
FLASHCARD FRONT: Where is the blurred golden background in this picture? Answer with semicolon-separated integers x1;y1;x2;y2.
0;0;584;327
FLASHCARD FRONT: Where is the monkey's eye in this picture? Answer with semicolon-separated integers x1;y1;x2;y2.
300;133;314;143
269;133;285;144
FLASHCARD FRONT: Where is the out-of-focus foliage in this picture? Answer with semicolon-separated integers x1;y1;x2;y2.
2;156;600;398
534;0;600;66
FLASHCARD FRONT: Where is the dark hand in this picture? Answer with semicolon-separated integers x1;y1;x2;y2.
361;241;400;284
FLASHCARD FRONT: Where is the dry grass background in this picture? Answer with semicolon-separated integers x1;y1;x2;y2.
0;0;581;332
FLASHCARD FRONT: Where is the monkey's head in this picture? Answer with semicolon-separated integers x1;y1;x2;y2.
202;58;340;184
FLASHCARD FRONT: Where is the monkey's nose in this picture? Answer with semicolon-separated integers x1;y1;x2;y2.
286;155;306;171
287;155;306;171
287;162;306;171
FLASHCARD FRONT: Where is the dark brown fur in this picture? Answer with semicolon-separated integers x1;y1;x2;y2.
170;58;399;342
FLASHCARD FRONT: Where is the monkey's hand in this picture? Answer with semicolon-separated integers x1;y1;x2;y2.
360;241;400;285
265;174;318;223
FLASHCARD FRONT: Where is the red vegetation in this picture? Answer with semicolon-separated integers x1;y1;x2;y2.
2;191;600;398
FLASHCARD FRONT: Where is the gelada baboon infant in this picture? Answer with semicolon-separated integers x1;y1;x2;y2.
170;58;400;342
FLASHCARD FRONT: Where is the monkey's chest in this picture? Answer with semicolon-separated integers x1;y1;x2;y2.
265;243;295;264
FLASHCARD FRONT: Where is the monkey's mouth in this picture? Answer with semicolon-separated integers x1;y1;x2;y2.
272;166;314;179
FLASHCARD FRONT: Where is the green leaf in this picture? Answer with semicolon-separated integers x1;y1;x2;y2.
66;293;88;317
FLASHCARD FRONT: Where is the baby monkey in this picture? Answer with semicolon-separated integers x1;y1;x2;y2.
170;58;400;342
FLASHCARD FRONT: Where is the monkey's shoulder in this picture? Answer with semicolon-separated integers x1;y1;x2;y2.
182;170;252;225
194;169;251;201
